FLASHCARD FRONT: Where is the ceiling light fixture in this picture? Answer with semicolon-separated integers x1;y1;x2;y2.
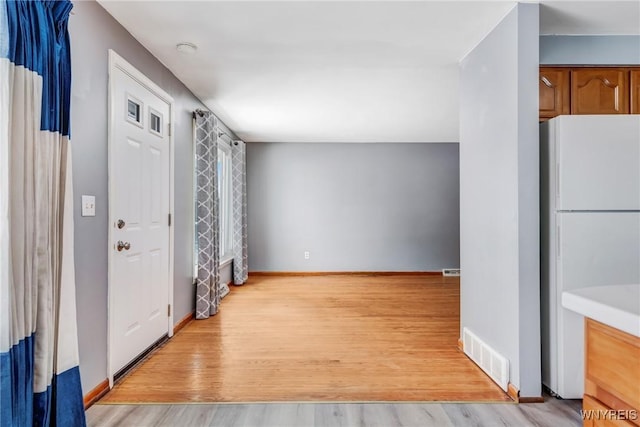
176;42;197;54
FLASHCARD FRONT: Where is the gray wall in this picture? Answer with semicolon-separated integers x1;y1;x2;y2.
247;143;460;272
69;0;233;394
459;4;540;397
540;35;640;65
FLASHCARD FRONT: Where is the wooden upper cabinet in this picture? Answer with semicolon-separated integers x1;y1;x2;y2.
539;68;570;119
631;70;640;114
571;68;630;114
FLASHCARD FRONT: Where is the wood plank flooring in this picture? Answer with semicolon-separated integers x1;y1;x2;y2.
87;399;584;427
100;275;511;403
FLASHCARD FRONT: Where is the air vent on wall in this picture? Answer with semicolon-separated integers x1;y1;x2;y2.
462;327;510;391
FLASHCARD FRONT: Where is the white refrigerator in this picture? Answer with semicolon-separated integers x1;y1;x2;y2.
540;115;640;399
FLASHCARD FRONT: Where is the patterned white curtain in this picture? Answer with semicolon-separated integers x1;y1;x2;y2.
0;1;85;425
231;140;248;285
194;111;221;319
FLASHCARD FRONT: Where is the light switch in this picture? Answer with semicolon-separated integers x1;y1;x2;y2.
81;195;96;217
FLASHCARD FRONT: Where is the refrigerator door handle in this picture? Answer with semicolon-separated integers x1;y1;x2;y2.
556;223;561;260
556;162;561;206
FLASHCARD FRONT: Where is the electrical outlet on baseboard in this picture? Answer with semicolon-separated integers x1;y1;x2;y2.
442;268;460;277
304;251;310;260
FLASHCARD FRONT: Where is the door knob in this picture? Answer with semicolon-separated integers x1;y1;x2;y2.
117;219;125;229
116;240;131;251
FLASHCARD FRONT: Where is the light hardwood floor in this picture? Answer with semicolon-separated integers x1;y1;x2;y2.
101;274;511;403
87;399;583;427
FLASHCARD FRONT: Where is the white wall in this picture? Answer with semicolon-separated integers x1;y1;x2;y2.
459;3;541;397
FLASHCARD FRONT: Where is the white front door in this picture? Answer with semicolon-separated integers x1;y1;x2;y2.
108;51;173;378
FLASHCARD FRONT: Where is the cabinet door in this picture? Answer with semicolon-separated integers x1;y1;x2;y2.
585;319;640;421
631;70;640;114
571;68;629;114
540;68;570;119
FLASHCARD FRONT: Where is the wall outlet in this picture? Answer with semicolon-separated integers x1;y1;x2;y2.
304;251;310;260
442;268;461;277
81;195;96;217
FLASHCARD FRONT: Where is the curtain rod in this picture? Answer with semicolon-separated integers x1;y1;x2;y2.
192;109;230;138
219;131;242;146
193;109;240;145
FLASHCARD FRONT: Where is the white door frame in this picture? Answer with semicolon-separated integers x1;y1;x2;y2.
107;50;175;387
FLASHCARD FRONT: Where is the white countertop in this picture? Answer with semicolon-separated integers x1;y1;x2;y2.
562;284;640;338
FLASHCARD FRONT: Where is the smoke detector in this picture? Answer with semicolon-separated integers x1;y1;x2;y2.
176;42;197;54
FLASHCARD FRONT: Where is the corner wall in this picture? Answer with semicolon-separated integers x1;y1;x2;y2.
69;1;233;394
459;3;541;397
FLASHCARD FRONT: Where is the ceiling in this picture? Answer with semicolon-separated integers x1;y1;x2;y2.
98;1;640;143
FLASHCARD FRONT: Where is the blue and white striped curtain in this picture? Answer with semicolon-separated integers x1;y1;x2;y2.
0;1;86;426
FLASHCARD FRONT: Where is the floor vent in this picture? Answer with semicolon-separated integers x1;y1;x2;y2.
462;327;509;391
442;268;460;277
